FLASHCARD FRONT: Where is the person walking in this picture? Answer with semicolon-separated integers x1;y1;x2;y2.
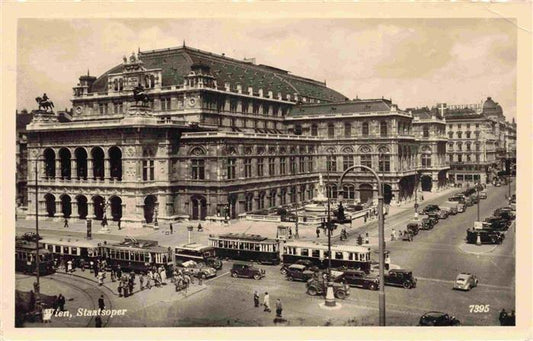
64;218;69;228
499;309;508;326
253;290;259;307
316;228;320;238
160;266;167;284
98;270;105;286
67;259;73;274
117;219;121;230
57;294;65;312
95;316;102;328
263;292;271;312
275;298;283;318
118;281;123;297
139;273;144;290
93;261;99;278
170;223;173;234
98;295;105;311
391;229;396;241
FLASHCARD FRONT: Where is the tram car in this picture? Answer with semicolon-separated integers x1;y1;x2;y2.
174;243;223;269
15;239;55;275
40;236;102;268
282;241;372;274
101;238;173;273
208;233;281;265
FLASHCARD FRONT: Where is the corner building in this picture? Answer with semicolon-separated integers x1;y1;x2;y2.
26;45;431;228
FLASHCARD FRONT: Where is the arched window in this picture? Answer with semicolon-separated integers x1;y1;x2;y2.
423;126;430;138
362;122;369;136
380;121;388;137
245;193;254;212
343;185;355;200
327;184;338;199
43;148;56;179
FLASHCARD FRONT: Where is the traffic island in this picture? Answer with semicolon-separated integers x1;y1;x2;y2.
459;242;499;255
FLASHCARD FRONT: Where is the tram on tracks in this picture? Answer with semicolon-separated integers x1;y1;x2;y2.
174;243;223;269
100;238;173;272
15;239;55;275
40;236;101;268
282;241;372;273
208;233;281;265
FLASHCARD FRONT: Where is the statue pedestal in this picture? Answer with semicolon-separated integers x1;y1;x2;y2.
30;110;58;125
122;105;157;125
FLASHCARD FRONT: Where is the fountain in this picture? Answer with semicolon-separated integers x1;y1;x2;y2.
304;174;329;213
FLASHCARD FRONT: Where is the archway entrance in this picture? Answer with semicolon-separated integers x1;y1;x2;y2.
359;184;373;204
76;195;88;219
383;184;393;205
191;195;207;220
144;195;157;224
93;195;105;220
61;195;72;218
44;193;56;217
421;175;433;192
110;196;122;221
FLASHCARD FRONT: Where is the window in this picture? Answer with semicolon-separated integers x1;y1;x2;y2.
335;252;343;260
326;155;337;172
290;186;297;203
362;122;369;136
312;249;320;258
343;185;355;199
294;124;302;135
227;158;236;179
311;124;318;136
252;103;259;115
343;155;354;171
299;157;305;173
361;154;372;169
327;185;338;199
466;131;471;139
258;192;265;210
290;157;296;174
458;124;462;129
467;154;471;162
344;123;352;137
466;143;471;151
268;157;276;176
257;158;264;177
280;157;286;175
142;160;154;181
244;159;252;178
161;97;172;111
245;193;253;211
229;99;238;113
458;154;463;163
328;124;335;138
308;157;313;172
466;124;470;129
191;159;205;180
114;102;123;114
448;132;453;139
379;154;391;172
242;100;249;114
269;190;276;207
380;121;388;137
421;154;431;168
280;188;287;205
423;126;430;138
449;154;453;163
301;248;309;257
300;185;306;201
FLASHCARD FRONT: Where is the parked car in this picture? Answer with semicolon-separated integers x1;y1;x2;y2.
453;272;478;291
180;260;217;279
406;222;419;236
466;228;503;245
440;201;458;215
401;230;414;242
342;269;379;290
422;205;440;215
285;264;315;282
231;262;265;280
494;207;515;221
484;217;510;231
479;191;487;199
448;196;466;212
306;275;350;299
384;269;417;289
280;259;319;275
420;217;435;230
426;211;440;222
419;311;461;326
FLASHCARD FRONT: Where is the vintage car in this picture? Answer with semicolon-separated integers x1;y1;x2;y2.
426;210;441;222
483;217;510;231
406;222;420;236
180;260;218;279
466;228;503;245
306;271;350;299
342;269;379;291
439;206;455;216
493;207;515;221
284;264;316;282
419;311;461;326
231;262;265;280
421;205;440;215
453;272;478;291
479;191;488;199
401;230;414;242
419;217;435;230
280;259;319;275
384;269;417;289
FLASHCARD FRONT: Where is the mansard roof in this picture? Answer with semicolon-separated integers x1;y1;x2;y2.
90;46;347;103
290;98;395;116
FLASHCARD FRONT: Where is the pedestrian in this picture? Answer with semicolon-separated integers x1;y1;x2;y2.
117;219;121;230
499;309;507;326
118;281;123;297
129;275;134;294
64;218;69;228
253;290;259;307
98;270;105;286
116;265;122;279
67;259;73;274
80;258;86;272
365;232;369;244
197;223;203;232
58;293;65;311
364;212;368;223
98;295;105;310
391;229;396;241
275;298;283;318
170;223;173;234
139;273;144;290
93;261;99;278
316;228;320;238
263;292;271;312
160;266;167;283
95;316;102;328
509;310;515;326
146;273;152;290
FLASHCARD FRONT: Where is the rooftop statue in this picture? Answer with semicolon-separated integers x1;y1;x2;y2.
35;93;54;112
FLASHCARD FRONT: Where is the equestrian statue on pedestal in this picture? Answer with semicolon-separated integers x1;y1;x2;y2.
133;83;150;106
35;93;54;112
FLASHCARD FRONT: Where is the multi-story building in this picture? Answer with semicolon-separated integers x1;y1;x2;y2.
16;110;34;209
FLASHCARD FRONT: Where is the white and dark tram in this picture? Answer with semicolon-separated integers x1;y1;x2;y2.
208;233;281;265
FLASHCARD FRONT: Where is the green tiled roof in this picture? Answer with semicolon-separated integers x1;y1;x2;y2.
90;46;347;103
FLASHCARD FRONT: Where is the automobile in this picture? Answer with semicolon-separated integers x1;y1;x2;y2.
483;217;509;231
448;195;466;204
479;191;487;199
439;206;456;216
453;272;478;291
419;311;461;326
384;269;417;289
463;196;474;207
306;274;350;299
342;269;379;290
231;262;265;280
420;217;434;230
426;211;440;222
466;228;503;245
20;232;42;241
421;205;440;215
284;264;316;282
401;230;414;242
406;222;419;236
456;203;466;213
180;260;217;279
280;259;319;275
495;182;501;187
494;207;515;220
436;209;449;219
441;201;458;215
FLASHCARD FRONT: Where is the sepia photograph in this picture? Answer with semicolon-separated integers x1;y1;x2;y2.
2;3;532;340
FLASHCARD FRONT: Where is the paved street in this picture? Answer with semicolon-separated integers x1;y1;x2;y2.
15;181;515;327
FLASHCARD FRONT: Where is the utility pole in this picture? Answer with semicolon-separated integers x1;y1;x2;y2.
476;182;480;221
34;154;42;320
324;151;335;307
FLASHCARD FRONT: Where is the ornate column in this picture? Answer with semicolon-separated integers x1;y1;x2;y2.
71;201;79;219
54;200;64;219
55;159;61;179
104;157;111;180
71;159;77;180
87;158;94;179
87;200;95;219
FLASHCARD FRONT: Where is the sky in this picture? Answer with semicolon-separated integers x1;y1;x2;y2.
17;18;517;120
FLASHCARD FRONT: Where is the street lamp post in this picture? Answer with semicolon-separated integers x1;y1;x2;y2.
34;154;42;320
323;152;336;307
294;202;299;239
338;164;385;326
476;183;480;222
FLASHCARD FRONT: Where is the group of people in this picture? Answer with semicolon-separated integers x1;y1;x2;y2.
253;291;283;318
114;265;170;297
499;309;516;326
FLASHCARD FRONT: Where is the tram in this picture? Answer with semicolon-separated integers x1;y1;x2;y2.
40;236;102;268
282;241;372;273
174;243;223;269
101;238;173;272
15;239;55;275
208;233;281;265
